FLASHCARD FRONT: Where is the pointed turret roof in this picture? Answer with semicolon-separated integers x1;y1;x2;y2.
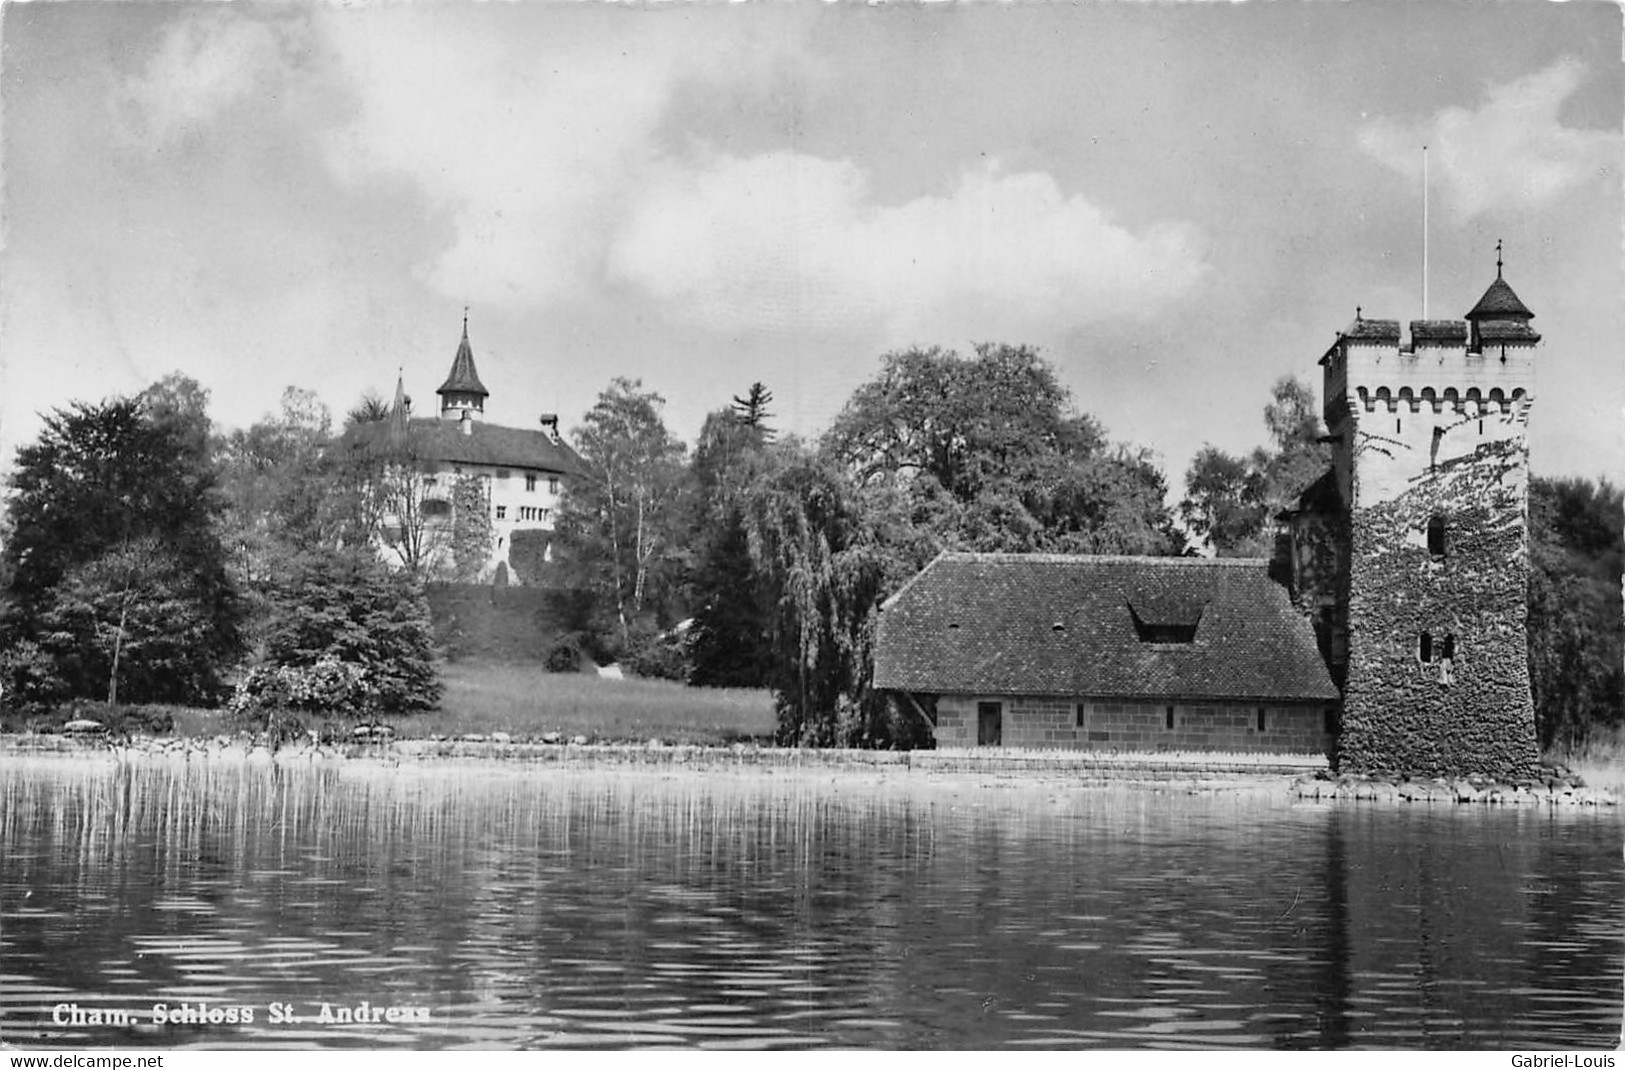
1466;243;1534;322
1466;276;1533;321
389;369;411;446
437;316;489;399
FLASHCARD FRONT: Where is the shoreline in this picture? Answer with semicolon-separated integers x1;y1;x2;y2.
2;732;1617;807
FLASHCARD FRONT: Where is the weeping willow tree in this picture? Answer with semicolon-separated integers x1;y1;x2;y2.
739;453;903;747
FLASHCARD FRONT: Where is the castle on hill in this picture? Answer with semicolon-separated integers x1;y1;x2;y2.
347;317;582;584
875;256;1540;779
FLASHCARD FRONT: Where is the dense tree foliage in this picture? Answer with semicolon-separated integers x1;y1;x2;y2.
682;407;779;688
233;547;441;719
1;386;243;703
737;452;908;745
550;379;690;655
1180;376;1330;556
1528;476;1623;752
825;344;1185;556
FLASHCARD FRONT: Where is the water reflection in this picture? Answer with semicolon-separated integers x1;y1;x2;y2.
1;757;1619;1049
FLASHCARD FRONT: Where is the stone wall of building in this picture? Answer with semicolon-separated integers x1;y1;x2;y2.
935;694;1333;755
1338;433;1540;778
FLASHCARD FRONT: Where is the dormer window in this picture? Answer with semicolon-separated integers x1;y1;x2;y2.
1127;598;1202;645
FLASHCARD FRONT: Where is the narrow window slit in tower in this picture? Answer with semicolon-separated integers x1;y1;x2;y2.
1426;516;1446;558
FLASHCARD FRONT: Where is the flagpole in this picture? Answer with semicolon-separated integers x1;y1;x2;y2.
1422;144;1429;319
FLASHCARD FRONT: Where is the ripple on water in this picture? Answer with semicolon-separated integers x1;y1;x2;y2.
2;761;1620;1050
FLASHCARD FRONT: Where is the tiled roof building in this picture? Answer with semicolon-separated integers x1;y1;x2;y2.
874;554;1338;754
344;318;581;584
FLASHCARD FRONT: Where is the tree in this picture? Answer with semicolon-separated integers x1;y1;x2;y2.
1180;376;1330;555
38;539;216;705
1528;476;1623;752
551;379;690;653
730;382;776;436
1;385;244;703
234;546;441;719
824;343;1184;555
684;406;781;688
739;450;898;746
1180;446;1269;556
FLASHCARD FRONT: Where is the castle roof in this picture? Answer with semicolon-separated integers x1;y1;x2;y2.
1410;320;1469;346
1343;318;1401;344
1466;276;1533;322
873;553;1339;703
343;417;582;475
437;323;489;399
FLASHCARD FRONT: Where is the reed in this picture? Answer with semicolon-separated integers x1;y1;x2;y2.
1548;726;1625;794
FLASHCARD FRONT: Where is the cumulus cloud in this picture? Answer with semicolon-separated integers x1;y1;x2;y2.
608;153;1208;340
1359;58;1618;219
313;9;814;310
117;11;305;145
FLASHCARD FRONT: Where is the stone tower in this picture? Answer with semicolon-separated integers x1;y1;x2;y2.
1317;256;1540;778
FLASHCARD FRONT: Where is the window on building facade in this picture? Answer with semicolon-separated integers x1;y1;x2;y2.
1165;706;1175;730
496;469;510;479
526;473;537;492
1426;516;1446;557
1256;708;1267;732
495;506;506;520
1075;703;1087;728
1441;633;1455;660
549;476;560;494
1418;631;1433;663
423;499;451;518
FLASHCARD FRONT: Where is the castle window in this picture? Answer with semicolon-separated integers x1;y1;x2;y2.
1256;707;1267;732
1441;633;1456;660
495;505;506;520
1418;631;1433;663
422;499;451;518
1396;417;1402;434
1076;703;1087;729
496;469;510;480
526;473;537;492
549;477;560;494
1426;516;1447;557
1165;706;1176;730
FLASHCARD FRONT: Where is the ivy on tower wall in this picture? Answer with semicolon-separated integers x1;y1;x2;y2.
1338;433;1540;779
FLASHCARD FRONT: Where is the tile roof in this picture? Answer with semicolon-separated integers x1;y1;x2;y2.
344;417;583;474
1473;320;1540;344
1343;318;1401;344
437;325;489;398
1409;319;1468;345
1466;276;1533;322
873;553;1339;703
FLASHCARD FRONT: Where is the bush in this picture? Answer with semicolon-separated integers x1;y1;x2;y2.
623;627;691;682
251;547;441;714
229;658;375;718
0;639;68;714
544;636;584;674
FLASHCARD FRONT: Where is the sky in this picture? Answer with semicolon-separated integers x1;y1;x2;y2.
3;2;1621;489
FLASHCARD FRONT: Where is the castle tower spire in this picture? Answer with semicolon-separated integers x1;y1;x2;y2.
437;312;490;421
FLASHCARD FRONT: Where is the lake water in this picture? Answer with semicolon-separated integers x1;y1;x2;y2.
2;755;1620;1050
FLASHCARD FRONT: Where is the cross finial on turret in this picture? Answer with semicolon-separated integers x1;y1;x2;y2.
1495;239;1503;279
1356;306;1362;321
463;305;469;335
